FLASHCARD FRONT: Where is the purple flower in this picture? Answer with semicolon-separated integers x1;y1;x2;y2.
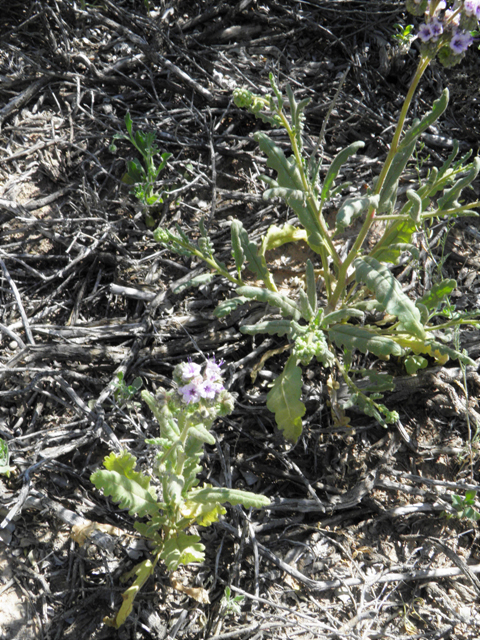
179;361;202;381
199;379;224;400
450;29;473;53
418;22;434;41
178;381;201;404
464;0;480;18
204;358;224;382
429;18;444;39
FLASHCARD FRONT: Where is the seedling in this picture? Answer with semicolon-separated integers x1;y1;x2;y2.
110;112;172;226
447;490;480;522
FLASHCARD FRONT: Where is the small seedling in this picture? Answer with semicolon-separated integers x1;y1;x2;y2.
110;112;172;226
220;585;244;617
448;490;480;522
112;372;143;406
0;438;13;477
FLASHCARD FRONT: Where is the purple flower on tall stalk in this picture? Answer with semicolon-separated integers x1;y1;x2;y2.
449;29;474;53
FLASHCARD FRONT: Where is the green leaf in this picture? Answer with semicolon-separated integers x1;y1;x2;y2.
188;487;270;509
103;558;156;629
377;139;416;215
320;308;365;328
418;279;457;311
230;220;245;274
91;468;160;519
335;195;380;233
465;490;477;503
187;424;216;446
371;219;416;264
399;89;449;150
406;189;422;223
305;259;317;312
236;286;302;320
437;157;480;211
229;220;276;289
328;324;405;359
404;355;428;375
160;532;205;571
240;319;292;337
266;354;306;442
357;369;395;393
321;141;365;202
172;273;215;294
354;256;425;339
213;297;249;318
260;223;307;253
103;451;151;490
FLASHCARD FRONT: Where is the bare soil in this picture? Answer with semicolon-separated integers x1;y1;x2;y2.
1;1;480;639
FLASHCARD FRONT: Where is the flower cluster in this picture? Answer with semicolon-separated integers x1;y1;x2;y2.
407;0;479;66
174;358;226;405
293;329;336;368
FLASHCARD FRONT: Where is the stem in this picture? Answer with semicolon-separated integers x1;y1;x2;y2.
326;54;433;312
277;109;341;281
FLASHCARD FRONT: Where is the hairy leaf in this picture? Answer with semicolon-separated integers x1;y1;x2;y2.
335;195;380;232
237;286;302;320
404;355;428;375
230;220;245;274
321;308;365;328
305;259;317;312
173;273;215;294
103;559;156;629
418;279;457;311
321;141;365;202
377;139;416;215
266;354;306;442
188;486;270;509
261;223;307;254
229;220;276;288
371;219;416;264
213;297;249;318
240;319;292;336
91;469;160;519
160;533;204;571
354;256;425;339
399;89;449;150
437;157;480;211
328;324;405;359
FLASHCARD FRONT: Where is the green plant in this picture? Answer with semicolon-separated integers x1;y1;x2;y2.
447;490;480;521
112;372;143;406
220;585;244;617
110;112;172;227
153;1;480;442
0;438;13;477
90;359;269;628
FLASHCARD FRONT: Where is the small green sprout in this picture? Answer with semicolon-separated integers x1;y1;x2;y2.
448;490;480;522
220;586;244;617
0;438;13;478
113;372;143;405
110;112;172;227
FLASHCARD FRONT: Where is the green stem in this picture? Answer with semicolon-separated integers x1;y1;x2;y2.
277;109;341;280
326;54;433;312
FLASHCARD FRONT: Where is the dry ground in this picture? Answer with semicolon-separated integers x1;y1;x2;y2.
1;1;480;639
